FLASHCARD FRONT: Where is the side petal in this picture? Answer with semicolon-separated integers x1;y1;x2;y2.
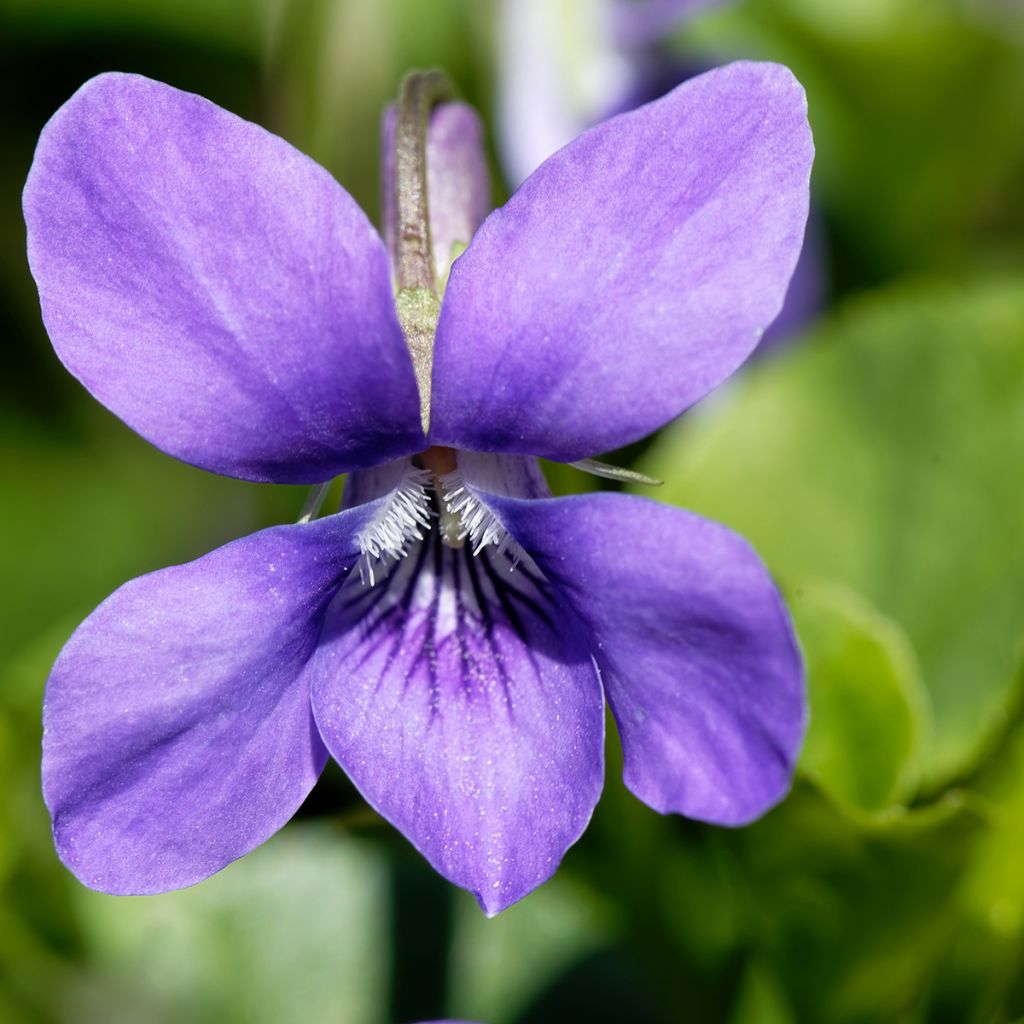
24;73;423;483
309;533;604;915
430;61;812;460
43;505;376;894
489;492;805;825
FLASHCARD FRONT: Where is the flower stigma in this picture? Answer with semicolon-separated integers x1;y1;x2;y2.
417;445;465;549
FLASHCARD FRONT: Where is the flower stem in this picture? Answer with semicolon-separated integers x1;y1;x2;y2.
392;69;455;434
394;69;453;294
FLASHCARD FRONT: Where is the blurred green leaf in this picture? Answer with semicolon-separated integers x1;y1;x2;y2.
688;0;1024;282
642;278;1024;783
267;0;484;219
448;876;612;1024
737;786;987;1023
579;768;989;1021
0;0;266;53
926;711;1024;1021
0;407;307;655
964;722;1024;942
0;624;95;1021
793;582;929;813
0;713;17;887
69;825;388;1024
729;963;795;1024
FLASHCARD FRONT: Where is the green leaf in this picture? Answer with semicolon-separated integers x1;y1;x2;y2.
0;0;266;53
729;963;796;1024
735;785;988;1023
0;407;305;655
687;0;1024;280
641;278;1024;783
963;721;1024;937
267;0;482;219
448;876;611;1024
0;625;99;1019
792;582;929;813
70;826;388;1024
926;713;1024;1020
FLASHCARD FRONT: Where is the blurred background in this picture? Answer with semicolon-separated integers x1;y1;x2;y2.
2;0;1024;1021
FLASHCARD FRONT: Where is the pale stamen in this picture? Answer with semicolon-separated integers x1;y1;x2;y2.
355;464;433;585
355;456;533;586
437;470;518;564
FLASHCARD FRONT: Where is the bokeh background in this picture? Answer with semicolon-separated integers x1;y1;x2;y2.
2;0;1024;1021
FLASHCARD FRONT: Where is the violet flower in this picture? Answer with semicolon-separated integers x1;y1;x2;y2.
25;62;811;914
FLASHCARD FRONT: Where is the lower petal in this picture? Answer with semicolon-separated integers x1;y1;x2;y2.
309;530;604;915
43;507;375;894
488;491;805;826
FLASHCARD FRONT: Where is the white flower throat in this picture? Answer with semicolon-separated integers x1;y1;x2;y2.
354;448;521;587
350;447;658;587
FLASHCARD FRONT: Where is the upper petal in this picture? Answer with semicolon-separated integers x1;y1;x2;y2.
43;505;376;894
308;531;604;915
488;491;805;825
430;61;813;460
24;73;423;483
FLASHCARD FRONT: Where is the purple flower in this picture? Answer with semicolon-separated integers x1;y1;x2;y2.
24;62;811;914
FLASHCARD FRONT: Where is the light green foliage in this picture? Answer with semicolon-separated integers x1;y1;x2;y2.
69;826;387;1024
793;582;929;813
642;278;1024;784
734;787;987;1024
0;625;98;1022
926;712;1024;1019
267;0;482;216
0;409;302;654
729;963;796;1024
576;764;989;1024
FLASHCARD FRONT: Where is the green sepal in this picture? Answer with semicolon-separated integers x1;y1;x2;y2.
395;285;441;434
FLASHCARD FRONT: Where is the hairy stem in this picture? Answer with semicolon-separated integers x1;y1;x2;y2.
394;69;454;295
392;69;455;433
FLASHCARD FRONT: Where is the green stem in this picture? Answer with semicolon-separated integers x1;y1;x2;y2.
394;69;454;295
392;69;455;434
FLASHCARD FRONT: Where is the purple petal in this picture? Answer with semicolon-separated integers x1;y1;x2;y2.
430;62;813;460
309;533;604;915
381;102;491;284
488;492;805;825
43;506;376;894
24;73;423;484
426;104;491;282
